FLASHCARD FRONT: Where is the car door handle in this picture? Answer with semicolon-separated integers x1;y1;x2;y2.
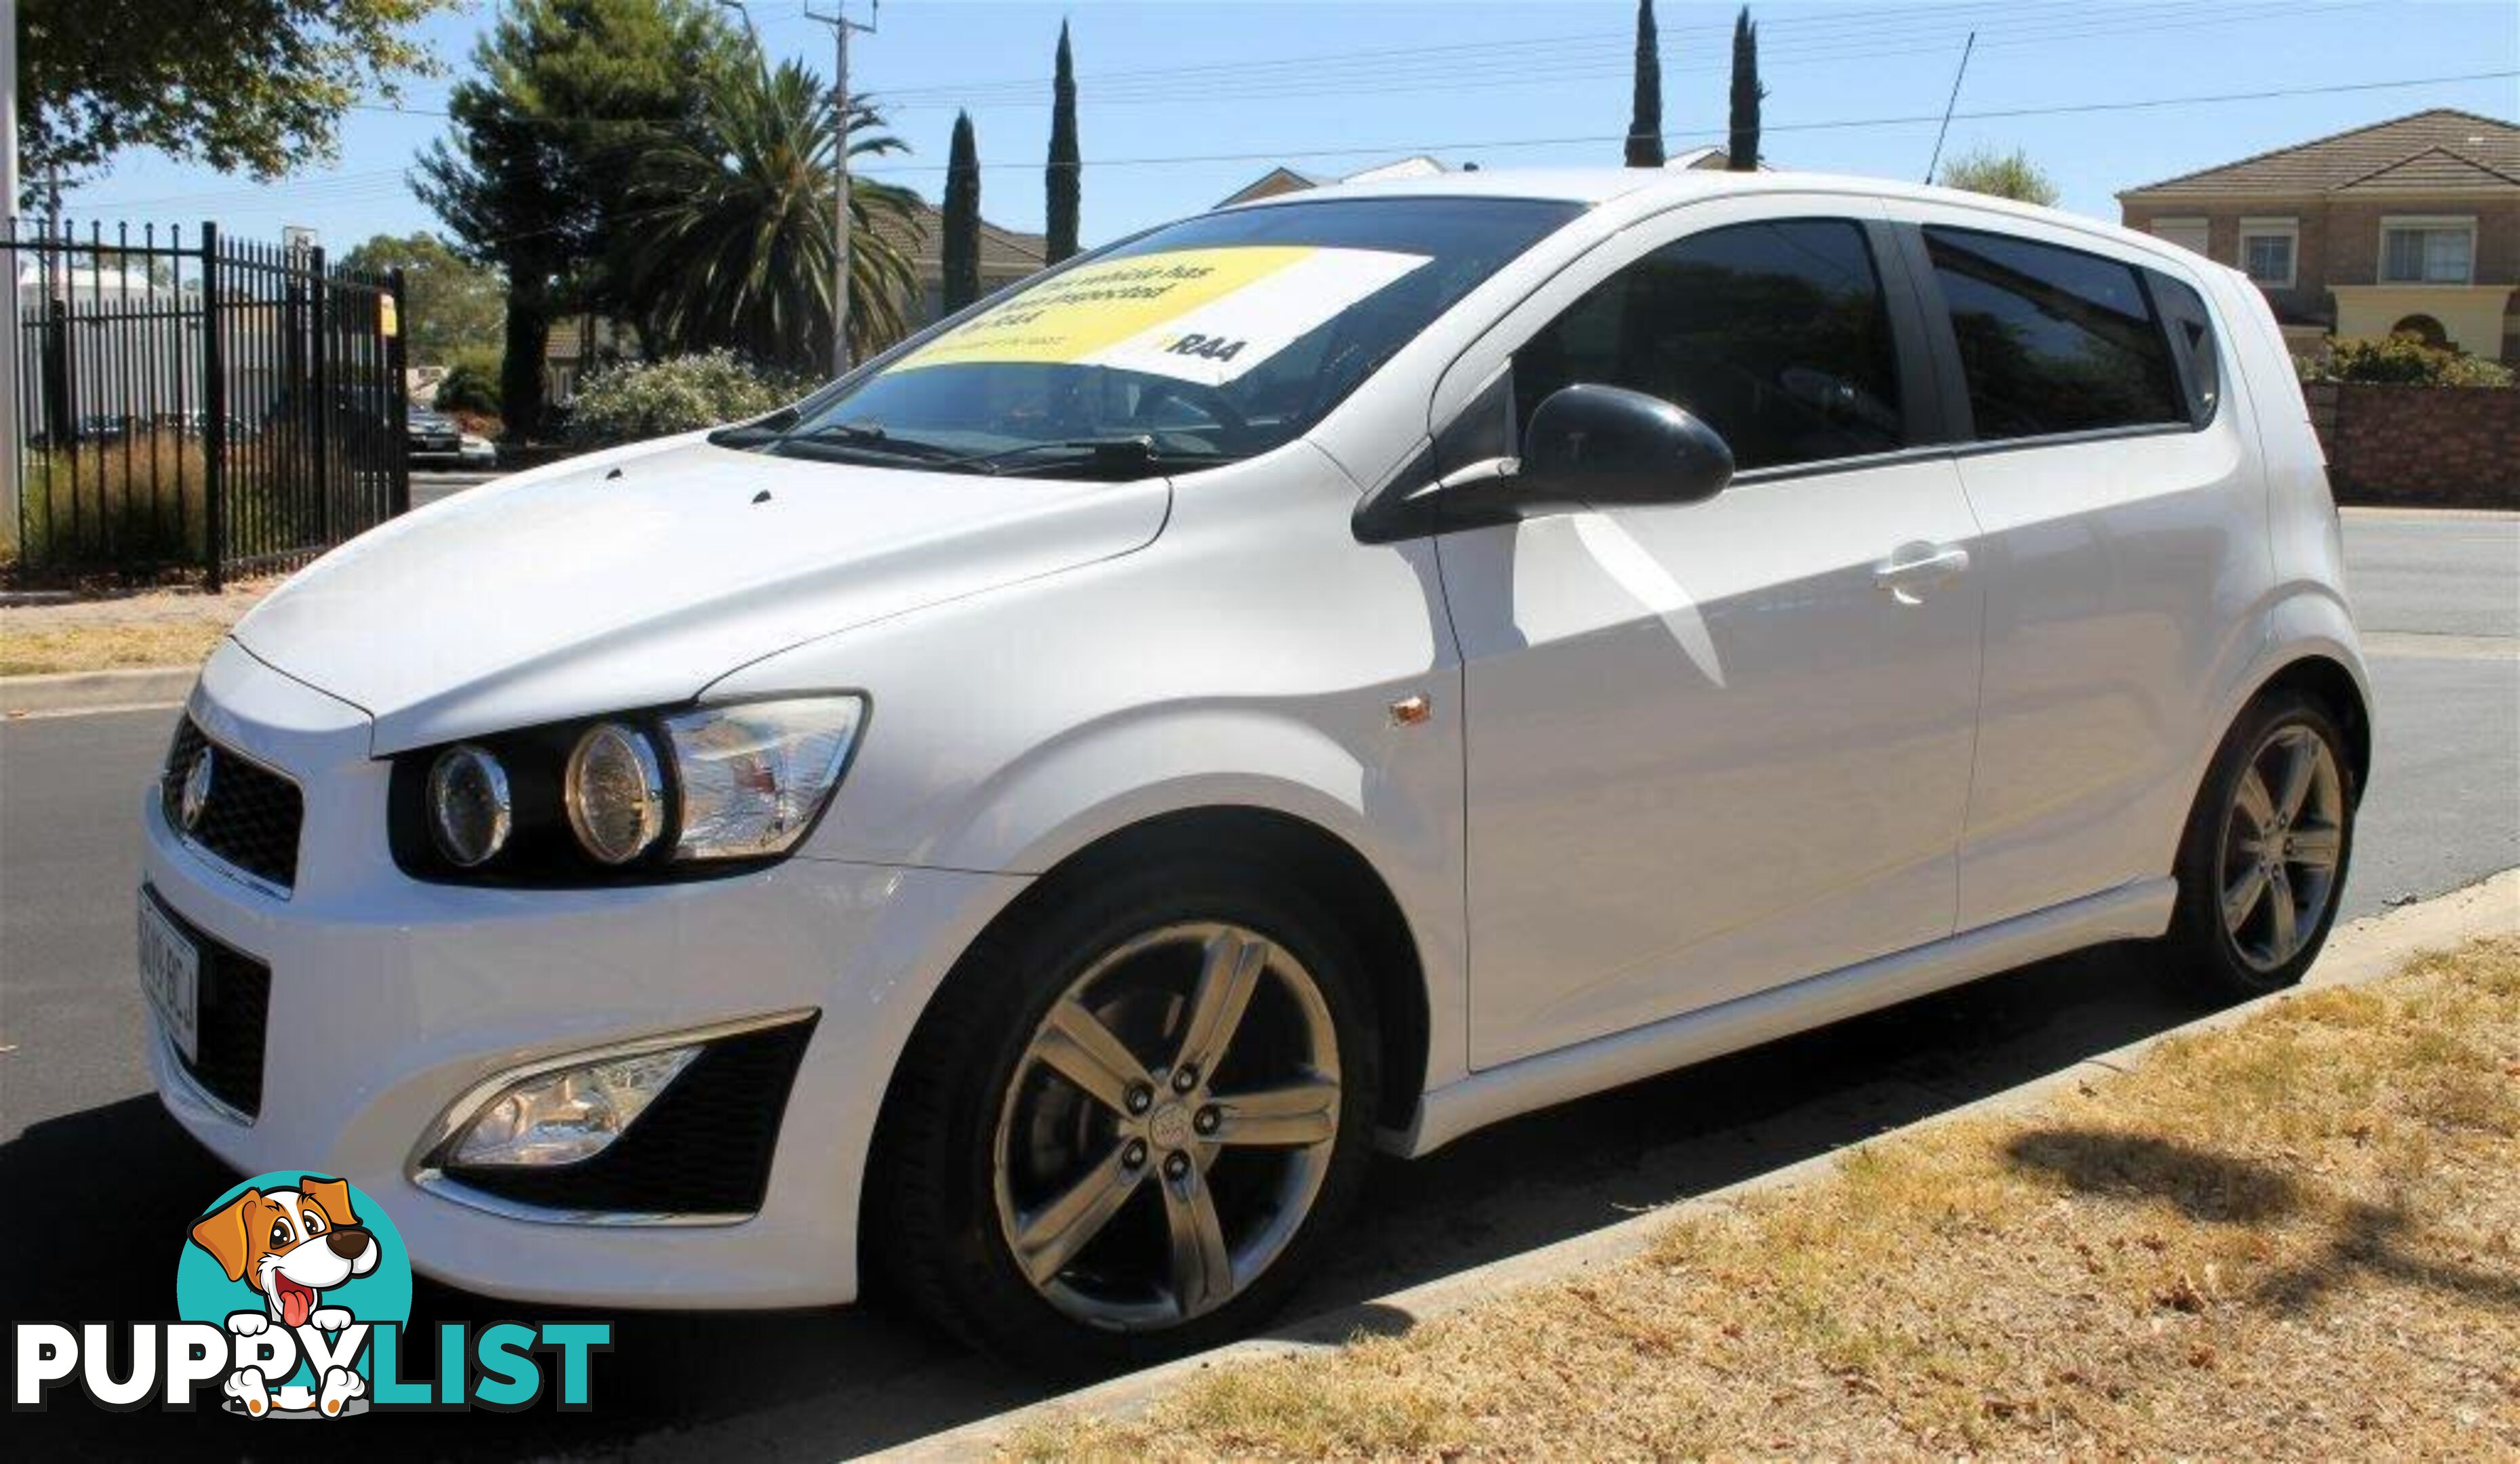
1873;544;1970;604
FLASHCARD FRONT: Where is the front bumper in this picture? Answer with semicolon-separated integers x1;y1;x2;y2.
145;642;1028;1308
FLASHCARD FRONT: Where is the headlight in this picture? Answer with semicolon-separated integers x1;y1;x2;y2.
393;694;866;884
444;1045;699;1167
565;721;666;865
426;744;511;867
665;697;866;860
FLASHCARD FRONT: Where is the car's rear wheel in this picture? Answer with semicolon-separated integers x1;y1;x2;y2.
2167;691;2358;998
871;859;1378;1375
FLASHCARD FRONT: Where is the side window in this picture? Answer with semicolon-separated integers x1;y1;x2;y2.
1923;226;2184;441
2147;270;2220;428
1513;218;1905;472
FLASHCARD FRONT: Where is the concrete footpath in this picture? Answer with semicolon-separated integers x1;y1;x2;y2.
881;868;2520;1461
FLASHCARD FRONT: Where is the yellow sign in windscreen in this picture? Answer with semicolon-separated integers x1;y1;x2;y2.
888;245;1431;387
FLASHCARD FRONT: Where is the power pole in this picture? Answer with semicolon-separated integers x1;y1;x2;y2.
804;1;879;378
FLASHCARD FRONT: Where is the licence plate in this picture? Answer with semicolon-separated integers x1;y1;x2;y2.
138;891;201;1063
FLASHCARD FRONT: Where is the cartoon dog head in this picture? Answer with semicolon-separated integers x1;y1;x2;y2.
188;1177;380;1328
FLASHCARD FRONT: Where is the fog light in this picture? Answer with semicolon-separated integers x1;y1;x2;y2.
446;1046;698;1167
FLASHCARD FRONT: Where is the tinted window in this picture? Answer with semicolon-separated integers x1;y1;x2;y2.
1924;227;2183;441
1515;218;1904;472
2147;270;2220;428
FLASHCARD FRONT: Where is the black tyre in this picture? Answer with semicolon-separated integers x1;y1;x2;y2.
2166;691;2359;999
867;855;1380;1376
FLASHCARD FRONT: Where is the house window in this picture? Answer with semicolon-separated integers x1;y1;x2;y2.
2237;219;2297;289
2381;218;2475;284
2151;218;2210;257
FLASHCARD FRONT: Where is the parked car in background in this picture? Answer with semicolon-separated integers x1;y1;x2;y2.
142;169;2368;1375
406;407;464;460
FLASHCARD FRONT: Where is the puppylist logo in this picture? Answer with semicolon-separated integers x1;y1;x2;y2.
14;1172;611;1417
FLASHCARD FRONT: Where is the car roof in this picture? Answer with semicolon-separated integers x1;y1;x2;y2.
1224;165;2058;219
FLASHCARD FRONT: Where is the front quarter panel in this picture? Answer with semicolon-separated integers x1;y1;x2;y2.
704;443;1474;1090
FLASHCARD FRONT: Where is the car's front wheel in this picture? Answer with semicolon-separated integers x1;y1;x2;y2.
871;859;1379;1375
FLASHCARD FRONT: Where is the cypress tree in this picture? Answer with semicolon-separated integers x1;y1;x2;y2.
1727;8;1763;171
944;110;981;311
1625;0;1664;167
1045;20;1081;264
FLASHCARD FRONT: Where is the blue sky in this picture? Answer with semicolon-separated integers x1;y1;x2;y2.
63;0;2520;251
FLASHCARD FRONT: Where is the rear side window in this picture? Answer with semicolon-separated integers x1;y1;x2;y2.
1515;218;1905;472
1923;226;2184;442
2147;270;2220;428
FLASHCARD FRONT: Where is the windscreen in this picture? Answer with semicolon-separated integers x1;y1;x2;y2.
749;196;1584;479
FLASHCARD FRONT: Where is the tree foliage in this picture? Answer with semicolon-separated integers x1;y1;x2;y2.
18;0;451;190
1937;146;2060;206
2307;333;2515;388
342;232;506;363
1625;0;1664;168
416;0;744;439
614;60;920;371
1727;8;1763;171
944;112;983;312
1046;21;1082;264
565;350;817;445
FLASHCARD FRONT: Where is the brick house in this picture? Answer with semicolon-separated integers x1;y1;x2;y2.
2118;108;2519;364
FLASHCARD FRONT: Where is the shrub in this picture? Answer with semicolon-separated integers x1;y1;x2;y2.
2304;334;2515;388
434;348;504;415
565;350;816;446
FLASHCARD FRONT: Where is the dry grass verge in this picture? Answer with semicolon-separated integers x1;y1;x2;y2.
1016;939;2520;1459
0;619;230;676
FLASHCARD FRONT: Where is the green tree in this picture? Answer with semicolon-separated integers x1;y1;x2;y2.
18;0;451;191
416;0;743;439
1727;8;1763;171
1938;145;2060;206
943;111;983;312
342;232;507;363
1624;0;1664;168
616;60;920;370
1045;21;1081;264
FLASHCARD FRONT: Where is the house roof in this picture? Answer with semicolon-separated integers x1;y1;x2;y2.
871;198;1048;277
2119;108;2520;199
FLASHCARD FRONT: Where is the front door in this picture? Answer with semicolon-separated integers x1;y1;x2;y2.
1441;206;1987;1068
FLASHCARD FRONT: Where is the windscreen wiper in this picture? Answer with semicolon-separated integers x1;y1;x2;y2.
775;420;967;463
941;435;1239;477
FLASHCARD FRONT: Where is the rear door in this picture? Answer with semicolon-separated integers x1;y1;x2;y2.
1434;196;1989;1068
1882;201;2270;931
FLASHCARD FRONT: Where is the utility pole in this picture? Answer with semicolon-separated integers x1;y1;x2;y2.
804;1;879;379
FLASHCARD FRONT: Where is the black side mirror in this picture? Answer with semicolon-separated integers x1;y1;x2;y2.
1518;384;1734;508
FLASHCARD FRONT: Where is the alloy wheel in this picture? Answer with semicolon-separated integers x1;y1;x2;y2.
2216;723;2346;973
992;922;1342;1330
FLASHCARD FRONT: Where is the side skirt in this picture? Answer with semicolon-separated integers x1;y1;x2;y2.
1395;877;2177;1157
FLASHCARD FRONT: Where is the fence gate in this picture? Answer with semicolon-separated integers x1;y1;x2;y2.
6;220;409;588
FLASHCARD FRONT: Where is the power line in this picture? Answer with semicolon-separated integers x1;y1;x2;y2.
837;69;2520;176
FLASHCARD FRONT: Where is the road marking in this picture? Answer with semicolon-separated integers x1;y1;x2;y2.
2361;632;2518;663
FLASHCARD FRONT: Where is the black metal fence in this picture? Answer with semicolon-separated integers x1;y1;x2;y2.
5;220;409;588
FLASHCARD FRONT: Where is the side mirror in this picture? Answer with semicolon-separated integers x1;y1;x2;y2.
1517;384;1734;509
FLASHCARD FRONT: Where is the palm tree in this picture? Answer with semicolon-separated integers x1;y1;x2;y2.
616;58;920;372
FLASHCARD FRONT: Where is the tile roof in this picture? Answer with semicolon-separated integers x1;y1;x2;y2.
2119;108;2520;198
869;197;1048;275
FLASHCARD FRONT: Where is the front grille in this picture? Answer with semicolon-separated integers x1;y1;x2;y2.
439;1017;819;1217
162;718;304;893
149;889;271;1121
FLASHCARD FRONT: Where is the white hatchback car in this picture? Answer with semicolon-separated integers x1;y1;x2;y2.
143;168;2368;1371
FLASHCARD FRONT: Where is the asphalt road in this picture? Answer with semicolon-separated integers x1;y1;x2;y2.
4;509;2513;1459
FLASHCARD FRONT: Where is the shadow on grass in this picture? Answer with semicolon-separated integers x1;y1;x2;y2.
2001;1124;2520;1316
